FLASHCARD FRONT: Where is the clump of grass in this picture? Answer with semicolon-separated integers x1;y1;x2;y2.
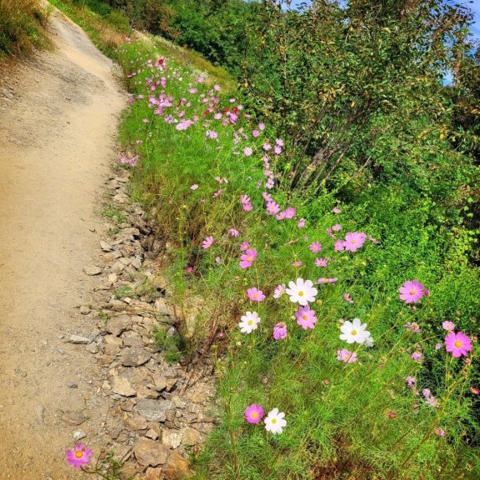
153;326;185;364
102;204;127;224
0;0;49;61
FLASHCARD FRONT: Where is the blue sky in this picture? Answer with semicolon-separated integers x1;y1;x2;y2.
288;0;480;40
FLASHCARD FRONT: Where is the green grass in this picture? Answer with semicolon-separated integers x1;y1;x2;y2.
50;1;480;479
0;0;50;61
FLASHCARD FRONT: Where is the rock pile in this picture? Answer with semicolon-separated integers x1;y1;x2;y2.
78;167;216;479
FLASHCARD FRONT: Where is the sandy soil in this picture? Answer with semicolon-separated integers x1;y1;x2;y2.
0;9;125;479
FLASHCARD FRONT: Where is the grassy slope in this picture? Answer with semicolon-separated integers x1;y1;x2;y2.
0;0;49;62
48;2;480;479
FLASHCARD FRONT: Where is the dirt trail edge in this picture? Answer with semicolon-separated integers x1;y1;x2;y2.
0;9;125;479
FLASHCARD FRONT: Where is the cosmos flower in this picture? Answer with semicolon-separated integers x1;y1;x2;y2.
339;318;370;344
202;236;214;249
247;288;265;302
239;311;261;334
445;331;472;358
264;408;286;435
336;349;358;363
344;232;366;252
286;278;317;306
244;404;264;424
273;322;288;340
66;444;93;469
399;280;429;304
295;306;317;330
309;242;322;253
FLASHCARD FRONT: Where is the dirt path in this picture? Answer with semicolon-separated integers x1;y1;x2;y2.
0;9;125;479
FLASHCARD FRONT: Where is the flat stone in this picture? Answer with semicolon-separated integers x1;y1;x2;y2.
121;348;151;367
105;315;131;336
80;305;91;315
163;452;191;479
100;241;113;252
83;265;102;276
181;427;202;447
111;376;136;397
73;430;87;441
62;410;87;426
104;335;123;355
162;428;183;449
145;428;159;440
124;414;148;431
143;467;164;480
134;438;169;467
152;374;168;392
136;399;174;422
68;335;91;345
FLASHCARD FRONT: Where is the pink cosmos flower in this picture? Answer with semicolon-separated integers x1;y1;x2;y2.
435;427;446;437
266;201;280;215
344;232;366;252
445;331;472;358
442;321;455;332
206;130;218;139
240;241;250;251
315;258;328;268
252;129;260;138
292;260;303;268
411;351;423;362
332;207;342;214
240;249;257;269
317;277;337;284
297;219;306;228
334;240;346;252
66;444;93;469
202;236;214;249
244;404;264;424
399;280;429;304
263;142;272;151
435;342;443;350
309;242;322;253
423;389;439;408
273;322;288;340
240;195;253;212
244;147;253;156
273;284;285;299
190;183;199;191
405;376;416;388
274;145;282;155
228;228;240;237
283;207;296;219
258;122;265;131
295;306;317;330
343;293;354;304
331;224;342;232
247;287;265;302
336;349;358;363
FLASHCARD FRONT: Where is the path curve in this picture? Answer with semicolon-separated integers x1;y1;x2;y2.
0;9;124;478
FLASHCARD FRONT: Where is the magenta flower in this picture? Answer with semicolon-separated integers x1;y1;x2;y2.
273;284;285;299
240;249;257;269
228;228;240;237
297;218;306;228
399;280;428;304
405;322;421;333
283;207;296;219
445;331;472;358
244;404;264;424
206;130;218;139
331;224;342;232
442;321;455;332
423;388;439;408
252;129;260;138
273;322;288;340
295;306;317;330
317;277;337;284
315;258;328;268
435;428;446;437
247;287;265;302
202;236;214;249
332;207;342;214
66;444;93;469
344;232;366;252
309;242;322;253
266;201;280;215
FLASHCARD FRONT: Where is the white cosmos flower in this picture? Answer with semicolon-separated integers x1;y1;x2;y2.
239;311;260;334
285;278;317;306
339;318;370;344
362;331;374;347
264;408;286;434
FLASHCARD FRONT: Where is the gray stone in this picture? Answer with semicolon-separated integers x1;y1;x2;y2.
136;399;174;422
83;265;102;276
121;348;151;367
68;335;91;345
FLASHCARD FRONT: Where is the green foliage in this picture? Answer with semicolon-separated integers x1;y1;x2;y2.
0;0;49;60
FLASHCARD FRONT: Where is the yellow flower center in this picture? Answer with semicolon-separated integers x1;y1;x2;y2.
351;329;358;336
247;320;253;326
271;418;277;424
75;451;84;459
303;314;308;320
454;340;462;348
409;289;417;296
298;291;304;297
246;255;253;262
251;411;258;419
